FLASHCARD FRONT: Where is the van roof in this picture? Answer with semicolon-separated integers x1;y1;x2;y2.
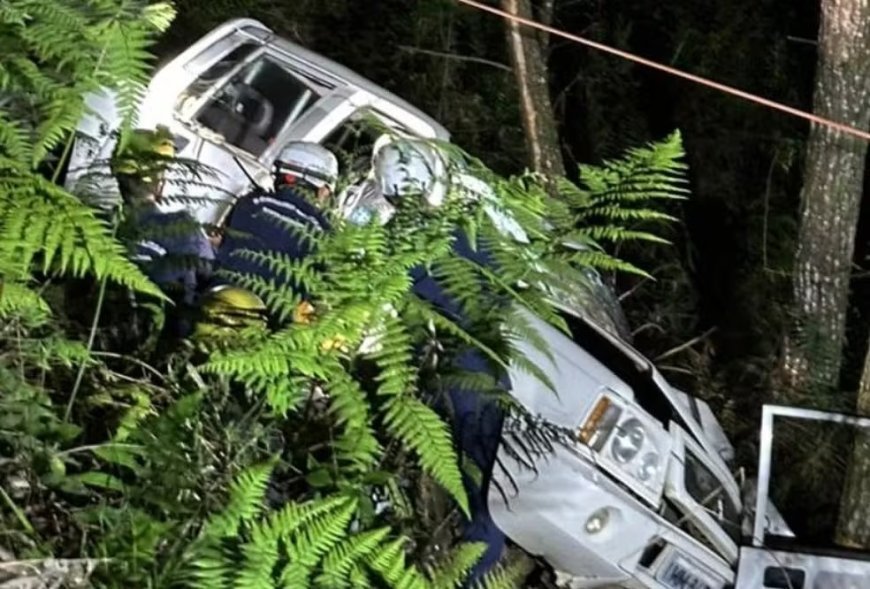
228;19;450;140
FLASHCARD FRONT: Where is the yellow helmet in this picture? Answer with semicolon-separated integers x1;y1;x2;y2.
111;126;176;179
193;285;269;342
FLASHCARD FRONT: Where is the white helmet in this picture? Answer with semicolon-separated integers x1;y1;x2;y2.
273;141;339;192
372;133;394;158
372;138;447;208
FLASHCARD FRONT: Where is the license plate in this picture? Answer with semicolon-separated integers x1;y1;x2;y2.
657;554;715;589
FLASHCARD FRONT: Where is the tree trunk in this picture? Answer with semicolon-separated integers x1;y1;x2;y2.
501;0;566;179
791;0;870;551
782;0;870;393
837;343;870;547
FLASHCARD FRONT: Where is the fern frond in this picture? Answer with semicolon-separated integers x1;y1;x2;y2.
327;371;381;472
472;557;533;589
569;226;671;245
428;542;487;589
281;498;358;583
567;249;651;278
503;336;557;395
367;314;417;397
204;462;274;537
235;526;280;589
0;281;51;325
501;306;557;366
408;299;509;374
367;537;429;589
0;160;163;297
315;527;392;588
382;394;468;516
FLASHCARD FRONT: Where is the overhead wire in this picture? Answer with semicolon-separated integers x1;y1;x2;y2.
456;0;870;143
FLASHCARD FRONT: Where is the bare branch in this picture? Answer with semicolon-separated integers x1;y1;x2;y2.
397;45;512;73
653;327;717;363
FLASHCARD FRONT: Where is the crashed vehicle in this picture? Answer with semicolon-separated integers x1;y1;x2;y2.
64;17;448;226
494;303;743;589
492;301;870;589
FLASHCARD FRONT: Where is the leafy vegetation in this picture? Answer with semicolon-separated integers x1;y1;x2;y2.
0;1;688;587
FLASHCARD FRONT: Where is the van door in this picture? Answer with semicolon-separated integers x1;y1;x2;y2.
171;45;340;224
736;405;870;589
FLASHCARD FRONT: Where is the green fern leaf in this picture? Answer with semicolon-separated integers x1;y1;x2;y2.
382;395;469;516
428;542;487;589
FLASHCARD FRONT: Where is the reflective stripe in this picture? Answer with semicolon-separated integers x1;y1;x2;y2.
139;240;167;256
253;196;326;231
258;206;311;232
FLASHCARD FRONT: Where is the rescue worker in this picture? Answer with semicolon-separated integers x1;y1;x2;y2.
212;141;338;297
369;137;511;586
111;126;215;306
110;126;216;341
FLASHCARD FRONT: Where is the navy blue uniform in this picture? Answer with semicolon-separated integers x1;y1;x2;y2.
411;229;510;586
214;186;329;296
130;208;215;305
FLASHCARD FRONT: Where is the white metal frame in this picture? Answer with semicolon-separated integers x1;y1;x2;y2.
751;404;870;547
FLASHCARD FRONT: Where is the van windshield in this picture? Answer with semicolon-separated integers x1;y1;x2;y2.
181;42;260;103
192;55;321;157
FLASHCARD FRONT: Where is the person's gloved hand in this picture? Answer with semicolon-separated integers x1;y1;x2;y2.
293;300;316;324
320;335;348;353
293;300;348;353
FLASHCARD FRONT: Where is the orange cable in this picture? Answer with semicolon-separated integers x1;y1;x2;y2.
456;0;870;142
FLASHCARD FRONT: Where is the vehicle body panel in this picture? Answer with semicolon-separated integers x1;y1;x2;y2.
736;547;870;589
489;430;735;588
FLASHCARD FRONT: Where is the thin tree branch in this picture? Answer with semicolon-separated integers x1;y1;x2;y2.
397;45;512;72
618;276;652;302
653;327;717;363
657;365;697;376
762;152;777;270
631;322;665;337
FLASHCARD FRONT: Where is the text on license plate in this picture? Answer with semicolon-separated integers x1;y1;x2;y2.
657;555;714;589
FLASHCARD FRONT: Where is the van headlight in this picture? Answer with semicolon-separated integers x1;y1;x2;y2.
577;395;622;451
579;395;665;492
637;452;660;482
612;417;645;463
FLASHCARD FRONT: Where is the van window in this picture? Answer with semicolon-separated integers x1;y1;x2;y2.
194;55;320;157
322;113;387;178
684;447;741;542
323;109;415;180
178;42;260;109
